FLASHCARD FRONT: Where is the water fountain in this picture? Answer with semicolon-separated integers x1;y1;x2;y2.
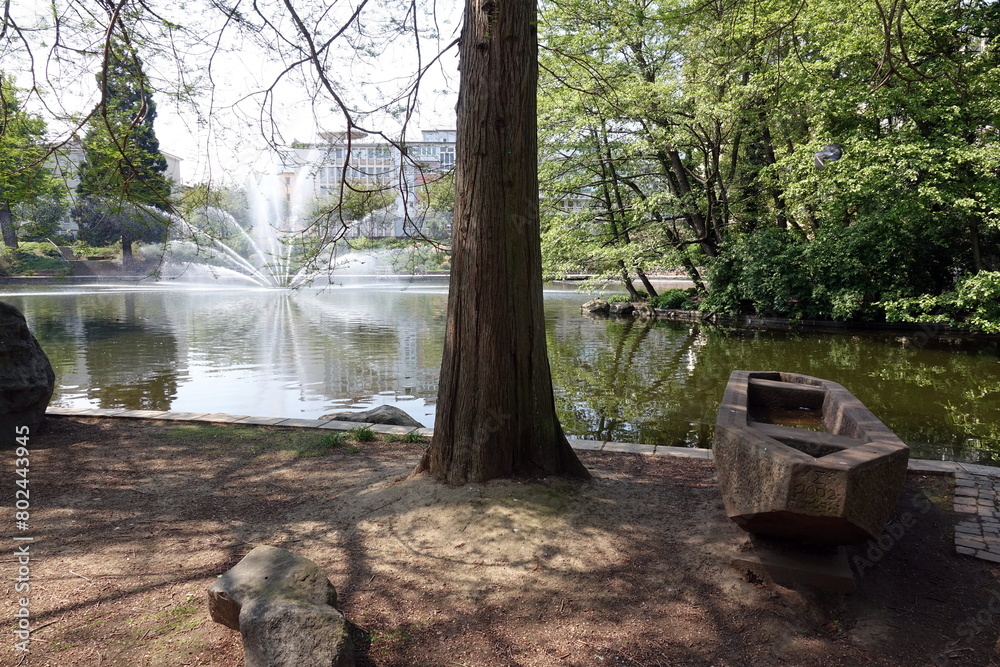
161;173;405;288
158;174;312;288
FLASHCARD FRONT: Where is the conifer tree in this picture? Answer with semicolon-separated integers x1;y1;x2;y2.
74;38;171;268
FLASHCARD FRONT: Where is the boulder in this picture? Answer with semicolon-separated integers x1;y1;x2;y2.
320;404;423;427
608;301;635;316
581;298;610;314
208;545;354;667
633;303;656;319
0;301;55;448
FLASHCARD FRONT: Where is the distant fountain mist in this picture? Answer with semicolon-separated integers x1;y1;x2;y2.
163;174;323;288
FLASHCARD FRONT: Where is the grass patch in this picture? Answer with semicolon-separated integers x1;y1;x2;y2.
384;431;427;444
318;431;346;448
148;603;200;636
295;431;350;456
371;628;412;644
350;426;376;442
166;424;256;440
162;421;425;459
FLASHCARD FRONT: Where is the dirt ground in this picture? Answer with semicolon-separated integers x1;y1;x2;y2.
4;416;1000;666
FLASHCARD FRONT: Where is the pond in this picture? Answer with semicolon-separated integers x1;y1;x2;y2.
4;280;999;465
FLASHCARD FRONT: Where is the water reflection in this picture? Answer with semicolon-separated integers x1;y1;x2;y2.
82;292;180;410
3;283;999;464
545;309;1000;463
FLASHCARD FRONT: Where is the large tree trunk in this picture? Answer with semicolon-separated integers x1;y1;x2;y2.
121;235;134;271
413;0;589;484
0;201;18;249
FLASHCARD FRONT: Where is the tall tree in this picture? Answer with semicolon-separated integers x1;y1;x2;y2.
412;0;590;483
74;37;171;268
0;75;61;249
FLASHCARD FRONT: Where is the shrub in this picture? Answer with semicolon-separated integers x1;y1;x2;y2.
605;294;631;303
881;271;1000;333
0;248;13;276
350;426;376;442
650;289;696;310
703;218;962;321
17;241;63;258
317;432;345;448
13;249;67;273
403;431;427;443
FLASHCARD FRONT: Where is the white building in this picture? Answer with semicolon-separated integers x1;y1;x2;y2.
280;129;455;239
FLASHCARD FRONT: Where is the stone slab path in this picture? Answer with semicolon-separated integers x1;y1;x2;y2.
953;468;1000;564
45;407;998;563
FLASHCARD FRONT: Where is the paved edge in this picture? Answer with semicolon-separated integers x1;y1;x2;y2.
45;407;995;563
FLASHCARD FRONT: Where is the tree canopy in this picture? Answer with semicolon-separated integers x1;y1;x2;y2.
538;0;1000;328
0;75;62;248
73;38;172;265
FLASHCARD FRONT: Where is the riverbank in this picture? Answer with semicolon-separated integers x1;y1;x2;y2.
9;414;1000;666
591;300;1000;343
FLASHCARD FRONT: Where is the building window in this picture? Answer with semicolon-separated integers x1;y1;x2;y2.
439;146;454;168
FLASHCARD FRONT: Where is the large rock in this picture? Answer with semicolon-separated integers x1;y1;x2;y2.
608;301;635;316
320;404;423;427
633;303;656;319
581;298;610;314
0;301;55;448
208;545;354;667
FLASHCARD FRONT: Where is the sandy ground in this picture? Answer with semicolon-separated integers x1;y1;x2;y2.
3;416;1000;666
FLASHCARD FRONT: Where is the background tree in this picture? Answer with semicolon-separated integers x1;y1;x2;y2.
413;0;590;484
538;0;1000;325
73;37;172;268
0;75;62;249
416;171;455;239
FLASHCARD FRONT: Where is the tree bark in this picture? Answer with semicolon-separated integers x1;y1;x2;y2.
121;235;134;271
0;201;18;249
413;0;589;484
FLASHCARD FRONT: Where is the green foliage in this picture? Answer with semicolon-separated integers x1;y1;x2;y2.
317;432;345;448
605;294;631;304
14;197;68;240
70;240;118;259
419;171;454;214
306;184;396;230
74;199;169;248
0;75;63;247
17;241;62;258
349;426;376;442
537;0;1000;321
3;242;68;274
402;431;426;443
650;289;696;311
0;247;14;276
703;218;968;321
74;40;172;254
881;272;1000;333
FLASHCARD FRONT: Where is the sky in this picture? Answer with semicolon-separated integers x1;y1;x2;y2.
6;0;462;186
